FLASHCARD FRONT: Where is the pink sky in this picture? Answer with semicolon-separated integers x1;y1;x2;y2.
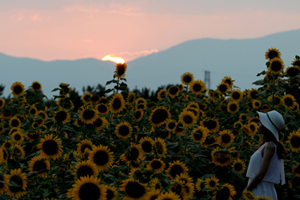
1;1;300;61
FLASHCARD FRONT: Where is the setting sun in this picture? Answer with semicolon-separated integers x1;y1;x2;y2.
102;54;126;64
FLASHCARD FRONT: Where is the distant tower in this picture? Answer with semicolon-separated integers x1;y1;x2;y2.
204;71;210;90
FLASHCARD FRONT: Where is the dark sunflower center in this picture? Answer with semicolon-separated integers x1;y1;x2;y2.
221;134;231;143
170;165;183;178
175;123;184;133
93;118;103;127
224;80;232;86
13;85;23;95
11;119;20;127
125;181;145;198
91;95;100;103
119;125;130;136
30;108;37;115
241;115;247;121
215;153;231;163
169;87;179;95
271;61;282;72
32;83;41;90
229;104;237;111
42;140;59;155
171;183;182;195
294;165;300;174
14;133;21;141
232;92;240;100
204;120;217;130
94;150;109;166
4;142;12;148
141;141;152;153
268;51;278;59
219;84;227;93
209;180;216;187
55;111;67;122
83;110;95;120
0;100;3;107
284;98;294;107
79;183;101;200
234;163;243;171
84;95;92;102
168;122;175;129
287;67;300;77
117;64;126;76
194;132;203;141
155;142;164;154
112;98;122;110
77;166;94;179
193;84;201;92
203;136;216;145
159;91;166;98
151;160;162;170
97;104;108;113
291;136;300;148
215;187;230;200
106;188;114;200
250;91;258;99
183;75;192;84
81;144;92;154
255;102;260;107
151;109;168;124
128;147;139;160
135;111;142;120
33;160;47;172
9;175;23;192
183;115;193;124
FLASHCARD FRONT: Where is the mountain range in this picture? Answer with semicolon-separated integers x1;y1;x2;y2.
1;28;300;98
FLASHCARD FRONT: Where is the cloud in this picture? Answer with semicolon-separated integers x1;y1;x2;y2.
118;49;159;56
31;14;41;21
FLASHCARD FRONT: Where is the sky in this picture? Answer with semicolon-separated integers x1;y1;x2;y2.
1;0;300;61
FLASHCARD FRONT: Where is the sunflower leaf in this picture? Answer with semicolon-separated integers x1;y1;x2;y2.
252;79;264;85
106;80;118;85
105;89;114;93
51;88;61;92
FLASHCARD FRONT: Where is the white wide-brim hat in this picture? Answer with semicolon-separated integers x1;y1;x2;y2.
257;110;285;140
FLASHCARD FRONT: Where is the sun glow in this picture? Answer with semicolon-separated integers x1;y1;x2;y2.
102;54;125;64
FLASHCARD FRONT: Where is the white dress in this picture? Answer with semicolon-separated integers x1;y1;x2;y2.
246;142;283;200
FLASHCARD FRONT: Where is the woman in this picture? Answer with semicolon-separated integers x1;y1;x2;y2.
243;110;287;200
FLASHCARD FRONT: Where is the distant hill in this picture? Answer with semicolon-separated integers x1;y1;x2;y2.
1;29;300;98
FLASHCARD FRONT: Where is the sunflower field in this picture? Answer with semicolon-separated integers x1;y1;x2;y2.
0;49;300;200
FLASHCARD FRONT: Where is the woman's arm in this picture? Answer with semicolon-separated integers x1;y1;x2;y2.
244;142;275;191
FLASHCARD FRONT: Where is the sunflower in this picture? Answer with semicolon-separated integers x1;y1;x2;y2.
11;131;24;144
232;159;246;174
282;94;296;109
1;109;12;119
96;104;109;115
211;147;232;167
285;66;300;78
181;72;194;85
268;57;284;74
178;179;195;199
81;92;92;104
265;48;281;60
242;190;256;200
10;82;25;97
166;160;189;180
120;178;148;200
205;176;219;191
2;140;13;149
147;158;165;174
149;107;171;127
189;80;206;95
139;137;154;154
29;105;38;116
0;98;5;109
0;125;4;134
104;185;118;200
12;144;25;159
286;131;300;152
292;164;300;177
53;109;70;124
94;117;108;131
191;126;208;144
166;120;176;131
88;145;114;171
115;62;127;78
248;122;258;134
74;118;85;127
157;89;166;100
222;76;234;89
0;147;9;162
73;161;98;180
252;99;262;109
256;195;273;200
174;122;185;135
6;168;27;199
57;98;74;109
239;113;248;121
155;137;167;157
170;181;185;197
28;156;50;177
0;173;8;194
115;121;133;139
134;109;144;122
218;130;234;147
168;86;180;98
9;127;20;136
145;190;160;200
37;134;63;160
227;101;239;114
31;81;42;91
179;110;197;128
196;178;205;192
241;125;253;137
79;108;98;124
157;191;181;200
212;183;236;200
200;118;220;133
77;140;94;156
202;135;217;148
217;82;229;94
109;93;125;113
37;110;48;121
71;175;106;200
150;178;162;191
261;104;271;112
229;89;242;102
248;89;259;100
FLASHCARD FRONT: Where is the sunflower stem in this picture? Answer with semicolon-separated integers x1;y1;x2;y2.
116;78;120;94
